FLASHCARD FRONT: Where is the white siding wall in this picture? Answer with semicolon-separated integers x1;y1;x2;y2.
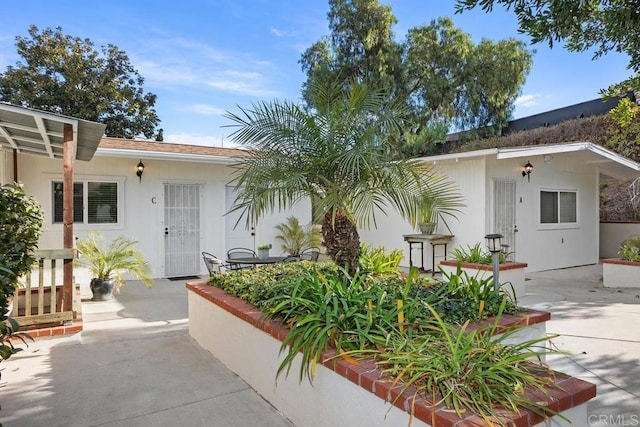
16;153;311;279
360;154;599;273
359;158;488;269
485;155;599;271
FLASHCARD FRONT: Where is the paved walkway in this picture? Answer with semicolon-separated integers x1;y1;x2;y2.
521;264;640;425
1;279;294;427
2;264;639;426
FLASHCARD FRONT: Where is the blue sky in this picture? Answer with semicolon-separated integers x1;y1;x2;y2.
1;1;631;147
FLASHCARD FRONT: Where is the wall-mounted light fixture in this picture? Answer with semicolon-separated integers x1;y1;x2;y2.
136;160;145;182
521;160;533;182
485;233;503;290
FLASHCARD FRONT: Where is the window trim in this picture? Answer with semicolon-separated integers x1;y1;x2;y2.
538;188;579;230
48;175;125;230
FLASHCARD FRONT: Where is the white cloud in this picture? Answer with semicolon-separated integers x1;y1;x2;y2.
270;27;295;38
131;35;282;98
207;79;279;97
515;94;542;108
189;104;226;116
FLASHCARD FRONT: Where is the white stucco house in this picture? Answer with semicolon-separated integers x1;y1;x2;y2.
1;136;311;280
360;142;640;272
3;101;640;277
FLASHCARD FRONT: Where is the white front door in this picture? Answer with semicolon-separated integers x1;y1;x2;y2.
164;183;201;277
225;186;255;253
493;180;517;257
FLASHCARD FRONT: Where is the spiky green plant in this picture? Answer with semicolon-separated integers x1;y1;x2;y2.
358;243;403;277
344;300;563;425
75;232;153;290
274;216;322;255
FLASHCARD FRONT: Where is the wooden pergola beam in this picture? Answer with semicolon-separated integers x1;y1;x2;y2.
62;123;75;313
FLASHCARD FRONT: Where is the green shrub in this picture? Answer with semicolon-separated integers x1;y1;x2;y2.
274;216;322;255
619;235;640;261
358;243;403;277
344;300;562;424
451;242;510;264
0;183;44;309
207;262;543;424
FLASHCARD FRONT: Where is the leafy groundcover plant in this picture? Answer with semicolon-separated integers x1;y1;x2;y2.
619;235;640;262
207;250;561;425
452;242;511;264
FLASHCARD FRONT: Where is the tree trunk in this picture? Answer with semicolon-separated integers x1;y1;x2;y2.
321;210;360;276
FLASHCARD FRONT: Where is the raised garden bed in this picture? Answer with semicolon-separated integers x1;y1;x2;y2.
439;260;528;301
187;281;595;427
602;258;640;288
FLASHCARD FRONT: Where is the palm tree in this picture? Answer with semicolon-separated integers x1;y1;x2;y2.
225;79;463;274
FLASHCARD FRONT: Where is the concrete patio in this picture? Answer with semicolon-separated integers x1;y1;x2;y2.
1;263;638;426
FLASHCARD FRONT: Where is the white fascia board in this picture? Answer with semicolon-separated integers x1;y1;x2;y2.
416;148;498;164
94;147;240;165
497;142;640;172
497;142;592;159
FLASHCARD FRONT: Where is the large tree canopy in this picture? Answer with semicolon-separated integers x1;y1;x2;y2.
455;0;640;96
0;26;160;139
225;78;463;274
300;0;533;150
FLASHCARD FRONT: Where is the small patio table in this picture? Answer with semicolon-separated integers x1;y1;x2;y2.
225;256;287;269
403;234;454;273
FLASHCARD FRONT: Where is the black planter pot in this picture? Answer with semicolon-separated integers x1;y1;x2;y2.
90;278;115;301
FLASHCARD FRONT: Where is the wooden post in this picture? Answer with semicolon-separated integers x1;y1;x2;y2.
62;123;75;313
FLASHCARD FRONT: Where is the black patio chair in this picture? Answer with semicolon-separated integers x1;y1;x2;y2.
202;252;226;276
300;247;321;261
282;255;300;262
226;247;258;270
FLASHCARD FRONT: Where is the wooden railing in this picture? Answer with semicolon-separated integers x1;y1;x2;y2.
12;249;76;327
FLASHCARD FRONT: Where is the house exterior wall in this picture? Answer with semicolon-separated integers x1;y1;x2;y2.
486;155;599;271
359;158;488;270
360;154;600;273
16;152;311;280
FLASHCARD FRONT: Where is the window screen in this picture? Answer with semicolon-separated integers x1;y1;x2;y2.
540;190;577;224
52;180;118;225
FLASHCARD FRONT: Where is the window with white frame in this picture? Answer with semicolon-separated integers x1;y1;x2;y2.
540;190;577;224
52;180;119;224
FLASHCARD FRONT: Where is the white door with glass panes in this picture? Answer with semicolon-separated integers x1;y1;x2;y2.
493;180;517;257
164;183;201;277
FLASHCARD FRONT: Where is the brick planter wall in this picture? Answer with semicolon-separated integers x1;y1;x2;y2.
187;282;595;427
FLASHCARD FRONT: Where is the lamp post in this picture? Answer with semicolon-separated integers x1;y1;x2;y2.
485;233;503;290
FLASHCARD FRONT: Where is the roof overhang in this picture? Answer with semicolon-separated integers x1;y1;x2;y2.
420;142;640;181
95;146;240;165
0;103;105;161
497;142;640;181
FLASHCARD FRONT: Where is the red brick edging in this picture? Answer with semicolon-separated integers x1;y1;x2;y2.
602;258;640;267
440;260;528;272
186;281;595;427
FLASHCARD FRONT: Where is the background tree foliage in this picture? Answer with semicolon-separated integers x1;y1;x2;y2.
300;0;533;154
0;26;160;139
455;0;640;96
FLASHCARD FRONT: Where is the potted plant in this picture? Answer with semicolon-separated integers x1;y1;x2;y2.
257;243;272;259
274;216;322;255
416;192;464;235
75;232;153;301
